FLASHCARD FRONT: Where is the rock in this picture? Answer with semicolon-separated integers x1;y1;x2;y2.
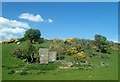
99;62;109;67
80;61;90;66
17;42;20;45
60;60;73;67
15;71;20;74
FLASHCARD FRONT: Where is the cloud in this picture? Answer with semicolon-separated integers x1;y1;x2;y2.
19;13;53;23
0;33;17;42
48;18;53;23
0;17;31;42
0;27;25;34
19;13;44;22
0;17;30;28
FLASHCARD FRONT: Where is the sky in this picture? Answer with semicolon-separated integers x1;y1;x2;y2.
0;2;118;42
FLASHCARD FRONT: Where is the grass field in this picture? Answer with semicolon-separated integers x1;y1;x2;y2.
0;44;2;81
2;42;118;80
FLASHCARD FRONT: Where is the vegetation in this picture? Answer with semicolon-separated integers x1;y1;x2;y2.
94;34;110;53
2;43;118;80
1;29;119;80
23;29;41;43
11;41;36;63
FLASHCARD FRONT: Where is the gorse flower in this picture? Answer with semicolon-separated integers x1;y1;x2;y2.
74;51;86;59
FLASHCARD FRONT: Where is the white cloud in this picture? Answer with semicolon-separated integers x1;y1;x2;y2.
19;13;44;22
48;18;53;23
0;33;17;42
0;17;31;42
0;27;25;34
0;17;30;28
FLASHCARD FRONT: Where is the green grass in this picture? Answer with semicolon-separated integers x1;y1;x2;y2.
2;42;118;80
39;41;53;48
0;44;2;81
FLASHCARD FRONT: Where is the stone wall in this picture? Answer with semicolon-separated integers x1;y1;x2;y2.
38;48;57;64
49;51;57;62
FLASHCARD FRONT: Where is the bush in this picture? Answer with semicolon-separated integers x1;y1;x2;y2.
64;38;75;44
57;54;65;60
12;47;23;58
37;38;45;44
8;69;15;74
74;51;86;60
12;42;36;63
65;47;78;55
5;38;16;44
23;42;36;62
18;38;25;42
49;43;65;60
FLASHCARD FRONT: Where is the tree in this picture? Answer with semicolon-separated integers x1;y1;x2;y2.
37;38;45;44
94;34;107;53
12;41;36;62
24;29;41;43
22;42;36;62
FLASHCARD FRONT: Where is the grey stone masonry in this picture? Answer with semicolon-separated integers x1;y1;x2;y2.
38;48;57;64
49;51;57;62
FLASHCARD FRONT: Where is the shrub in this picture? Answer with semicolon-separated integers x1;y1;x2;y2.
17;38;25;42
22;42;35;58
65;47;78;55
12;41;36;63
49;43;65;60
12;47;23;58
37;38;45;44
74;51;86;60
6;38;15;44
14;39;19;43
8;69;15;74
57;54;65;60
64;38;75;44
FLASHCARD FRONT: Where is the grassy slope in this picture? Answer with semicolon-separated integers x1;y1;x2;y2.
2;43;118;80
0;44;2;81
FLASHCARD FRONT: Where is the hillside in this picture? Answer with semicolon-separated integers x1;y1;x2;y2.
2;39;118;80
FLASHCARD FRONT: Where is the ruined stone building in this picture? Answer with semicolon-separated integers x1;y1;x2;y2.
38;48;57;64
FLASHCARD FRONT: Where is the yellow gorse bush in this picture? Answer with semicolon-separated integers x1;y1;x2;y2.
92;46;97;49
74;51;86;59
15;39;19;43
110;46;119;51
52;38;64;43
65;47;78;55
1;38;20;44
49;44;61;51
64;38;75;44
